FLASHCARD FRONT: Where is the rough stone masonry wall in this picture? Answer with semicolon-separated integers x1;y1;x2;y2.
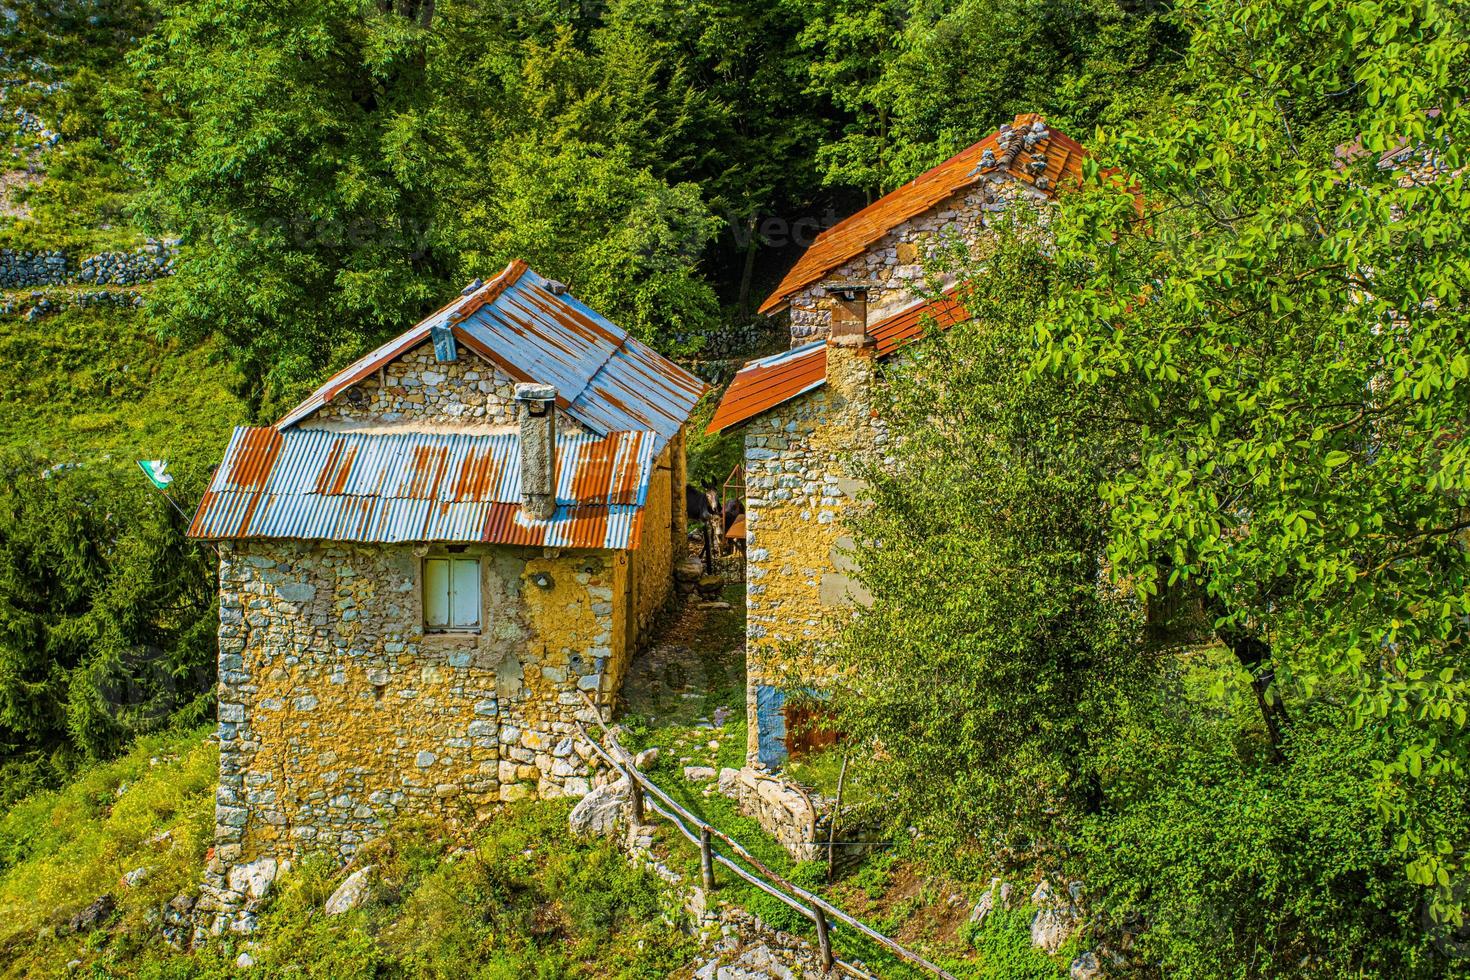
741;345;884;765
631;435;684;638
300;341;588;434
0;239;177;289
198;538;628;933
787;175;1041;346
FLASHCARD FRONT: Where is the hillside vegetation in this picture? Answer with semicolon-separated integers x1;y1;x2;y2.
0;729;698;979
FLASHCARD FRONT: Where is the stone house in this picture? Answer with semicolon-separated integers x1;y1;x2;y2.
709;114;1087;767
188;259;704;930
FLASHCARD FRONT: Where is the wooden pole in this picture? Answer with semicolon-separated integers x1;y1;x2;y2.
815;905;834;973
699;826;716;890
628;776;645;825
827;753;849;882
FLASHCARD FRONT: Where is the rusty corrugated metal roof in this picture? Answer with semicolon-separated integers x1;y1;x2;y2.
707;293;968;434
276;260;706;450
758;114;1086;315
190;426;655;548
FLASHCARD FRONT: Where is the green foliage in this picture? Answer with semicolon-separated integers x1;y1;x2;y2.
829;213;1150;869
0;737;697;977
1081;696;1470;977
0;728;216;958
830;0;1470;957
965;904;1066;979
1043;0;1470;921
445;137;721;355
115;0;452;417
684;392;744;490
0;450;218;767
114;0;731;415
0;3;155;253
796;0;1183;194
0;307;243;460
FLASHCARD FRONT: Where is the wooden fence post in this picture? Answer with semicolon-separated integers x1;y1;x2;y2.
814;905;834;973
699;826;716;891
628;775;645;825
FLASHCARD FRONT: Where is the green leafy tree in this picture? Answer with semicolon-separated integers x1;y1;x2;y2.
795;0;1183;195
444;138;721;354
117;0;448;418
118;1;729;413
1044;0;1470;919
828;217;1150;866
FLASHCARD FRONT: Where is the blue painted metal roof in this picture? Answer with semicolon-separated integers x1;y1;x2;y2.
190;426;655;548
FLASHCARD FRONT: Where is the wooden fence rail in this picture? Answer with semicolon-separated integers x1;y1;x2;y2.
574;694;960;980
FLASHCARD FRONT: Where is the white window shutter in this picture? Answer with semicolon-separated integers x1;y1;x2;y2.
450;558;480;629
423;558;450;629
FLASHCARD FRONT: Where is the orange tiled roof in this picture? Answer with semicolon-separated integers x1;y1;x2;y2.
758;113;1086;315
707;293;969;434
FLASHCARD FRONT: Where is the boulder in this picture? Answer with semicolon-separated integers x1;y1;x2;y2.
634;747;661;769
227;857;279;902
717;767;742;799
968;877;1013;926
684;765;717;782
1030;879;1079;954
325;866;375;916
67;894;116;934
1070;951;1103;980
569;777;630;837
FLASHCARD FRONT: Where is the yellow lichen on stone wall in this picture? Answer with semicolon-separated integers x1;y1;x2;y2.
631;437;681;637
742;344;881;762
200;539;622;932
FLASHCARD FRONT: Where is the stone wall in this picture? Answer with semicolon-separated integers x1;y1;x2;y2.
0;239;177;290
741;343;883;766
198;538;632;933
719;767;820;861
786;175;1040;346
632;435;684;638
299;342;595;432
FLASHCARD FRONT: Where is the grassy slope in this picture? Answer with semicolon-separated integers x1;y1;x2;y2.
0;305;244;463
0;729;699;979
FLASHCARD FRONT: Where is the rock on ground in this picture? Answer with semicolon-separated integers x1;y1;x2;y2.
569;777;630;837
67;894;115;934
1070;950;1102;979
228;857;279;902
1030;879;1082;954
684;765;717;782
690;939;828;980
325;865;375;916
969;876;1013;925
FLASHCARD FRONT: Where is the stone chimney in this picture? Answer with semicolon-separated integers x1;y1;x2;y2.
515;383;557;520
822;282;878;404
827;285;872;347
